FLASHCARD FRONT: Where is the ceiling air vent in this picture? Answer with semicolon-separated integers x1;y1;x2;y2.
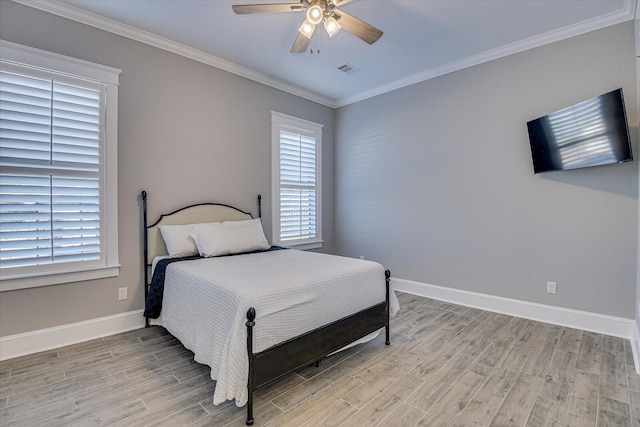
338;63;359;74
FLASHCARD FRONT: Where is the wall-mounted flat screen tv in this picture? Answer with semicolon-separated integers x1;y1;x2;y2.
526;88;632;174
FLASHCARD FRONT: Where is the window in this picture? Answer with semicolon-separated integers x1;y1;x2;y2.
271;111;323;249
0;40;120;291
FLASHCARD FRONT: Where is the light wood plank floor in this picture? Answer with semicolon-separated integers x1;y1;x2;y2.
1;292;639;426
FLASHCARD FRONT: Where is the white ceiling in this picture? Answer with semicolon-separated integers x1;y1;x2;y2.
17;0;635;107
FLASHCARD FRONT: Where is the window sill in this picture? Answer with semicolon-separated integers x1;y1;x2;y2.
0;265;121;292
281;240;324;251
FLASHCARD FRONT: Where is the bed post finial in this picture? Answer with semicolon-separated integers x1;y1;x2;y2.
247;307;256;324
257;195;262;219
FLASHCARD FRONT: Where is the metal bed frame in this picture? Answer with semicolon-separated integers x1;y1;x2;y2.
141;191;390;425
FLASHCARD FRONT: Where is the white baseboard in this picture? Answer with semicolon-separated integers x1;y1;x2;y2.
0;309;145;361
633;322;640;374
3;280;639;372
392;278;635;340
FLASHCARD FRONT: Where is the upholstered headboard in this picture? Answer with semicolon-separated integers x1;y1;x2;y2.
141;191;255;265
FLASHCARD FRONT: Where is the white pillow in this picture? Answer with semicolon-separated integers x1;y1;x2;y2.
190;218;269;257
158;223;200;257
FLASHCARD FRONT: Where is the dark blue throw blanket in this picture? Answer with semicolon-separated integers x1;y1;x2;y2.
144;246;286;319
144;255;201;319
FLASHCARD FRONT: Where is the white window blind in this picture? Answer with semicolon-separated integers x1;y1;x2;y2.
271;112;322;249
280;131;317;241
1;69;102;269
0;40;120;291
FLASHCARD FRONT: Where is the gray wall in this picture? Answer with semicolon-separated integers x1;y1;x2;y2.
0;2;637;338
0;1;335;336
636;18;640;334
335;22;638;318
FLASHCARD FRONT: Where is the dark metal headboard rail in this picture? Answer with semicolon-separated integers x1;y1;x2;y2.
147;203;254;230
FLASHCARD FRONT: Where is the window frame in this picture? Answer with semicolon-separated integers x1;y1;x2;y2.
0;40;121;291
271;111;323;250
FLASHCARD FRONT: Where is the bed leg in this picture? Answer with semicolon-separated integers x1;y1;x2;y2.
385;269;391;346
315;360;320;368
246;307;256;426
142;191;150;329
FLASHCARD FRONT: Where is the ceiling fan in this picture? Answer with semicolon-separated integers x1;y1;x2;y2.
232;0;383;53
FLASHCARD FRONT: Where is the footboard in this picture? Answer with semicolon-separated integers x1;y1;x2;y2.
244;269;391;425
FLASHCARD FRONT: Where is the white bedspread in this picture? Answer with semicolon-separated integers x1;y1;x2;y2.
160;249;399;407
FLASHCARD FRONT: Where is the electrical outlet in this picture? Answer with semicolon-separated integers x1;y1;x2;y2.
118;287;127;301
546;281;557;295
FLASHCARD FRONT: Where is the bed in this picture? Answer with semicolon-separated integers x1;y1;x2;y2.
140;191;398;425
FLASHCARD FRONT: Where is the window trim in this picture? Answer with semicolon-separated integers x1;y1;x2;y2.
0;40;121;292
271;111;323;249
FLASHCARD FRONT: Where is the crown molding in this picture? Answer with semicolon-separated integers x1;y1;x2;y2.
335;0;636;107
10;0;338;108
11;0;634;110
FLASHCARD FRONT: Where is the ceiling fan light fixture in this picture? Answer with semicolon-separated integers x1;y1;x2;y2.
232;1;384;52
298;20;316;39
324;16;341;37
306;5;323;25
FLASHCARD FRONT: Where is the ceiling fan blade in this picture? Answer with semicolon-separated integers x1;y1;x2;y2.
290;32;311;53
232;3;302;15
333;9;383;45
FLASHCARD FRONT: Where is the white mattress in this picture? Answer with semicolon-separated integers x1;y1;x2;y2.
160;249;399;407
